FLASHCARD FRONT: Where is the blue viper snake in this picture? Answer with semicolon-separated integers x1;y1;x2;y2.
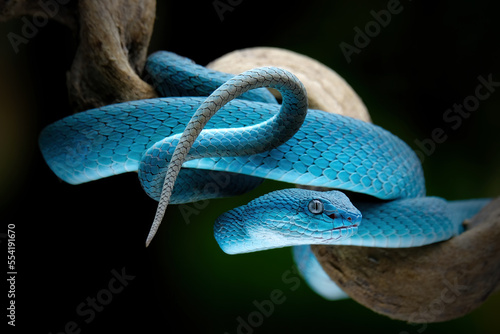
39;51;490;299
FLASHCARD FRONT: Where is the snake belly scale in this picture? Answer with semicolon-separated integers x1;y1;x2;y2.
39;51;490;299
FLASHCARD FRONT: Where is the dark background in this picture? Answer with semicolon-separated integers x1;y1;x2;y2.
1;0;499;333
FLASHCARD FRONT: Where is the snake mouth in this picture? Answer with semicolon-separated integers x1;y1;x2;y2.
323;224;358;241
329;224;358;231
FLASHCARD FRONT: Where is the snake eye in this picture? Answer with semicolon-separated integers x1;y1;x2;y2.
308;199;324;214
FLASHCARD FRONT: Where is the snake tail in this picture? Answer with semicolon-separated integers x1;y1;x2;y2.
144;67;309;246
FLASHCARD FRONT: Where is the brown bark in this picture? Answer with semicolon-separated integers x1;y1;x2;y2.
1;0;157;112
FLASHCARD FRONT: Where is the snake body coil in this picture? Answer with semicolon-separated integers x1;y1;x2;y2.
39;51;490;299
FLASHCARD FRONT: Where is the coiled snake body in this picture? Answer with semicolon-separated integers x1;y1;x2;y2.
39;51;490;299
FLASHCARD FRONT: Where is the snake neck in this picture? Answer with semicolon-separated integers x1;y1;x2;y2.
214;205;303;254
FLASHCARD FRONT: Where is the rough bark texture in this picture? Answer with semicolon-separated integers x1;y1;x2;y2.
312;197;500;323
68;0;157;111
0;0;157;112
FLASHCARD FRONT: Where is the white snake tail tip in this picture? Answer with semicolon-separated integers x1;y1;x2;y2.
145;220;160;247
145;229;155;247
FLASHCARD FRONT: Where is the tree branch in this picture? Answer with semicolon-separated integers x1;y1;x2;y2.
1;0;157;111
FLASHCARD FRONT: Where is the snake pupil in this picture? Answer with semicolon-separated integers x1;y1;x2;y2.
308;199;324;214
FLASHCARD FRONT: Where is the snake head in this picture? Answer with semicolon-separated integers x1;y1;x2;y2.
214;189;361;254
304;191;362;231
